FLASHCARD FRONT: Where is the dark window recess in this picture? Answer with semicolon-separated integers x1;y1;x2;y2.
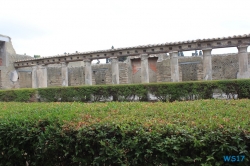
238;40;242;44
198;44;201;47
152;49;154;52
135;50;138;53
217;42;221;45
112;53;114;55
207;43;211;46
120;52;122;55
179;46;182;49
64;58;66;60
77;57;79;59
59;59;61;61
169;47;172;50
127;51;130;54
143;50;146;52
160;48;163;51
104;54;106;56
188;45;191;48
228;41;231;44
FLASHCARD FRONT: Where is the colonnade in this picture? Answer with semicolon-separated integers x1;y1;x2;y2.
30;45;249;88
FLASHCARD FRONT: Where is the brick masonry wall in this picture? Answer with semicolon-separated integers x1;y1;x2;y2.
148;57;157;83
47;67;62;87
119;63;129;84
19;71;32;88
156;53;250;82
10;52;250;89
0;35;34;90
212;53;239;80
131;59;141;83
178;56;203;82
68;67;85;86
156;58;171;82
92;64;111;85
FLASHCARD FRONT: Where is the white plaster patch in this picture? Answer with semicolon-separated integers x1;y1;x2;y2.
10;70;18;82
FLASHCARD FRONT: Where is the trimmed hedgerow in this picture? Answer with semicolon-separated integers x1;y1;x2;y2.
37;79;250;102
0;88;36;102
0;79;250;102
0;101;249;165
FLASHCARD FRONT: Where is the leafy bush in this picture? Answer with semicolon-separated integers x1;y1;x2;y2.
0;79;250;102
0;88;36;102
0;101;249;165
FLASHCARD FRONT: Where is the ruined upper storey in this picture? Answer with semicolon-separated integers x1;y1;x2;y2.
14;33;250;68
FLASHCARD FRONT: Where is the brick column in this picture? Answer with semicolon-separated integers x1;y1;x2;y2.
61;62;69;86
237;45;249;79
202;48;212;80
110;57;119;84
84;59;92;85
140;54;149;83
170;51;179;82
31;65;38;88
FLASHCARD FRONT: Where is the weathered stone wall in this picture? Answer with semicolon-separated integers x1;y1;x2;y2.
92;64;111;85
148;57;157;83
68;67;85;86
178;56;203;81
156;53;250;82
2;34;250;89
0;34;33;89
131;59;141;83
47;67;62;87
18;71;32;88
212;53;239;80
119;63;129;84
156;58;171;82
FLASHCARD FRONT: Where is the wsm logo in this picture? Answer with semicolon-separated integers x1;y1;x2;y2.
223;155;245;162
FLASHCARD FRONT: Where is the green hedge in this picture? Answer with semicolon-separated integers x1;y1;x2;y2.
0;79;250;102
0;88;36;102
0;100;249;165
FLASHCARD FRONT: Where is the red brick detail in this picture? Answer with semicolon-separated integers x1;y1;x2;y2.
148;57;157;72
131;59;141;74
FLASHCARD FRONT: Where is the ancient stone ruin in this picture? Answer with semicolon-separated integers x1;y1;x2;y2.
0;33;250;89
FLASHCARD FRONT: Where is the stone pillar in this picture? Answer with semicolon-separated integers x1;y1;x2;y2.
170;51;179;82
140;54;149;83
237;45;249;79
202;48;212;80
84;59;92;85
110;57;119;84
32;65;38;88
37;65;48;88
61;62;69;86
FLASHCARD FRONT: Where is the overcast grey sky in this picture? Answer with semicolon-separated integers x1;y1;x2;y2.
1;0;250;62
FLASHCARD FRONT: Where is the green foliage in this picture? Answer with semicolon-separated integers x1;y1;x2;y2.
0;79;250;102
0;88;36;102
0;101;250;165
